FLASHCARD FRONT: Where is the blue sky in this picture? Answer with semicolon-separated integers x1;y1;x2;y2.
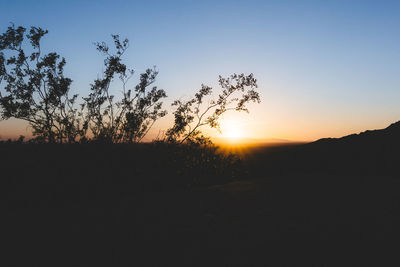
1;0;400;140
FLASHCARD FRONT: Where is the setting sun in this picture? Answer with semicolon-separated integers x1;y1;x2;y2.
221;120;244;141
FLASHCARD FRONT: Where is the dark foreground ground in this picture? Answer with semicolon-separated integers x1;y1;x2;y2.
2;136;400;265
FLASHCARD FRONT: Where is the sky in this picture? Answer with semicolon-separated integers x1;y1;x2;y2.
1;0;400;141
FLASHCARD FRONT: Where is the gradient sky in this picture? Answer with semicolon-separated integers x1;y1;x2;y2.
1;0;400;141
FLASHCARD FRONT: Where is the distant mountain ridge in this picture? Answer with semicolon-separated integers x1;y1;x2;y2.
255;121;400;176
313;121;400;145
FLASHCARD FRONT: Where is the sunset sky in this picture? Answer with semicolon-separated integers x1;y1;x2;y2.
1;0;400;142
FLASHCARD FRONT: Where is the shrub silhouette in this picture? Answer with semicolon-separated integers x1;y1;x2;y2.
0;140;243;189
0;25;261;145
0;25;168;143
82;35;167;143
166;73;260;144
0;24;84;143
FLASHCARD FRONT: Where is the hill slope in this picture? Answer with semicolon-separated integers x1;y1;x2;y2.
248;121;400;176
313;120;400;146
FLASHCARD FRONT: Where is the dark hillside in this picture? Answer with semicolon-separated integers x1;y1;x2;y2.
3;123;400;265
247;121;400;176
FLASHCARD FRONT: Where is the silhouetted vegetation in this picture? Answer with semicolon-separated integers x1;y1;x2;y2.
0;24;260;145
83;35;167;143
166;73;260;144
0;141;243;190
0;24;83;143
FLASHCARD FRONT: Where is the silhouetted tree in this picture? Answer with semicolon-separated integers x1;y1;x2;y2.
166;73;260;144
83;35;167;143
0;24;85;143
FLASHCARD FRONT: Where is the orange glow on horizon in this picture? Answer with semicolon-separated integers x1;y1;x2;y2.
1;115;398;144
